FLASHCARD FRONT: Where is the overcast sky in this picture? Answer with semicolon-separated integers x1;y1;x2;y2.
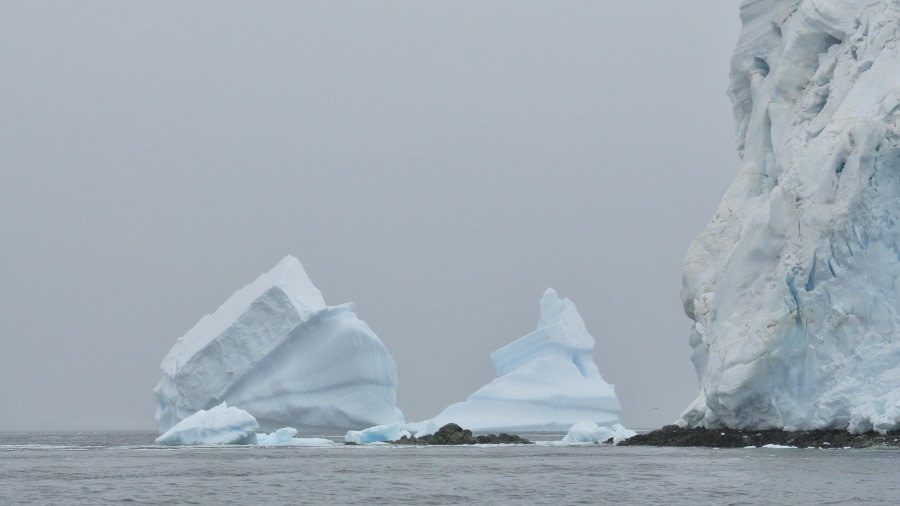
0;1;741;430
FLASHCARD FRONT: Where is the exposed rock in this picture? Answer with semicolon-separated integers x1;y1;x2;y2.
618;425;900;448
393;423;530;445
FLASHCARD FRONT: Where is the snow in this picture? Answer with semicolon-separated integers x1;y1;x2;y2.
561;422;635;445
154;255;404;433
255;427;333;447
155;402;258;446
681;0;900;433
419;289;626;432
344;423;409;445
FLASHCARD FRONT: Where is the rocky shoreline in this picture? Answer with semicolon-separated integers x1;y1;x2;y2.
392;423;531;445
618;425;900;449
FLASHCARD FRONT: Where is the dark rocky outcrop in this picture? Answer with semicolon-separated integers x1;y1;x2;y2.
393;423;531;445
618;424;900;448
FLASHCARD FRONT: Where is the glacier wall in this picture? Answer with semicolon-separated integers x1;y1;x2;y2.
154;256;404;433
681;0;900;433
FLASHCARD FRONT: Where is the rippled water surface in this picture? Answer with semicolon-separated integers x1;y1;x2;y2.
2;431;899;505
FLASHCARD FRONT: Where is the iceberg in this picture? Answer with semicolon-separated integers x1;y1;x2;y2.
421;289;624;432
681;0;900;433
561;422;635;445
255;427;334;447
344;423;409;445
154;256;404;433
155;402;258;446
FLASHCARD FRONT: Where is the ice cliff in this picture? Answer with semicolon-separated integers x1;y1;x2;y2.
154;256;404;433
422;289;623;432
682;0;900;433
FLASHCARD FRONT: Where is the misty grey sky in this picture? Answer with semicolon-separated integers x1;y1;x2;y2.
1;1;741;430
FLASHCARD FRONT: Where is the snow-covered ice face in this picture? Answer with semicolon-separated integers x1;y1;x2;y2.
154;256;405;434
681;0;900;433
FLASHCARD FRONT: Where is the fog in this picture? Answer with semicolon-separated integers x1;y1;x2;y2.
0;1;741;430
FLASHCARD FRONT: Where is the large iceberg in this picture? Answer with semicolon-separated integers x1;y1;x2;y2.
155;402;259;446
681;0;900;433
154;256;404;433
421;289;624;432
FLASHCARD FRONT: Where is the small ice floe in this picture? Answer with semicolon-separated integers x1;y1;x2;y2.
256;427;333;446
535;422;635;446
155;402;259;446
344;423;410;444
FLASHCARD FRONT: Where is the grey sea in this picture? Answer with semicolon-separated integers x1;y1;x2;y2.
2;431;899;505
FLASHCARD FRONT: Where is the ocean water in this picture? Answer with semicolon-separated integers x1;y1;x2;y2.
2;431;899;505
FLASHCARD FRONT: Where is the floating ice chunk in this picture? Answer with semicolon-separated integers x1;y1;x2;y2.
255;427;334;446
155;402;258;446
257;427;300;445
562;422;636;445
420;289;625;432
344;423;409;444
276;437;334;447
154;255;404;433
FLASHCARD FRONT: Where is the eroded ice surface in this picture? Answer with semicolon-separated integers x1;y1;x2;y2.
155;402;258;446
561;422;635;445
154;256;404;433
681;0;900;433
420;289;624;432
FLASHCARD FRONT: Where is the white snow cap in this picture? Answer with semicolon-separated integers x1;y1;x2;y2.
154;255;404;433
418;289;625;432
681;0;900;433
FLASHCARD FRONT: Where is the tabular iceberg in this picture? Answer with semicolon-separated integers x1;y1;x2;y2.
155;402;259;445
682;0;900;433
154;256;404;433
421;289;624;432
